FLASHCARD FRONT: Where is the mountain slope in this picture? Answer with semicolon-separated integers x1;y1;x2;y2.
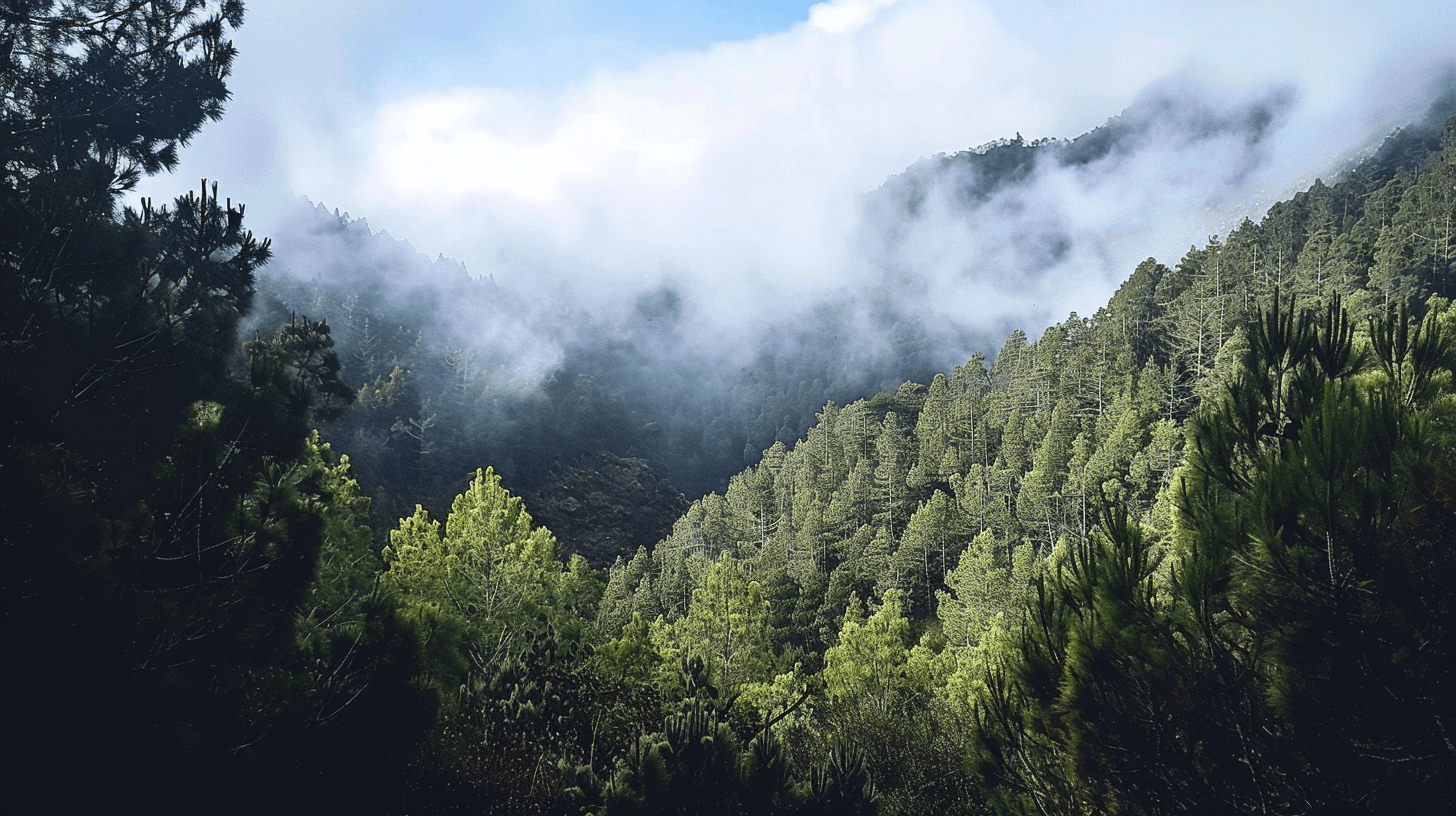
251;88;1456;566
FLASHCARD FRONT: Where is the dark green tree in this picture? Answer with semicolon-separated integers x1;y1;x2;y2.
0;4;440;808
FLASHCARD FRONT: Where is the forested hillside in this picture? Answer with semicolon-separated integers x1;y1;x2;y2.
5;3;1456;814
579;102;1456;814
248;200;962;565
242;72;1361;572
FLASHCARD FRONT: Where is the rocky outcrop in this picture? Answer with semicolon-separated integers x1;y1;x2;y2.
527;451;688;567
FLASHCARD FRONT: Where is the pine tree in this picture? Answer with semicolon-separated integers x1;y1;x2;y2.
383;467;562;680
885;490;963;619
1370;122;1456;303
598;546;658;638
1015;398;1078;553
0;4;386;805
908;372;954;491
872;411;915;534
936;529;1034;649
1170;295;1456;810
675;553;780;695
823;591;912;716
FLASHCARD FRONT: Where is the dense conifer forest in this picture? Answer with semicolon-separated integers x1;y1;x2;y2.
5;3;1456;813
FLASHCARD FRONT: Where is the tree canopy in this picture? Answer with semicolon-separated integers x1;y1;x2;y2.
7;2;1456;810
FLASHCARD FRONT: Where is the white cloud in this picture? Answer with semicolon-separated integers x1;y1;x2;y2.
138;0;1456;338
326;0;1122;308
809;0;901;34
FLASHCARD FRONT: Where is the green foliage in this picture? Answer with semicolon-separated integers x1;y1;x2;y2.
2;0;242;194
963;296;1456;814
1173;296;1456;809
674;553;783;695
9;6;1456;807
247;314;356;423
884;490;963;618
937;529;1036;649
0;5;443;807
822;591;912;713
598;697;821;816
383;467;565;696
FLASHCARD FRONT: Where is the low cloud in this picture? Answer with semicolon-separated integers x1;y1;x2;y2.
854;79;1308;335
196;1;1446;333
134;0;1456;497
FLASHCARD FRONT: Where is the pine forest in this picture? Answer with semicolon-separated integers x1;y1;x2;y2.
5;3;1456;814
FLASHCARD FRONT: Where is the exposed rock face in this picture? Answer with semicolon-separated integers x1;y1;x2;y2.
527;451;688;567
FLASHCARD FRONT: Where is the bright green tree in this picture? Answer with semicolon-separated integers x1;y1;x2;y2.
384;467;562;679
936;529;1035;649
675;552;781;695
884;490;964;618
1015;398;1078;552
823;591;912;716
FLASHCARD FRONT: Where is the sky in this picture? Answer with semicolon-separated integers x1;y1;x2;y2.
137;0;1456;335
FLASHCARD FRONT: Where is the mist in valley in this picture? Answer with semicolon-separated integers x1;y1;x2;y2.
14;3;1456;809
167;0;1456;561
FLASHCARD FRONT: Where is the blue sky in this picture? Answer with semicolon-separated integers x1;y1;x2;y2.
243;1;818;100
139;0;1456;329
371;1;818;91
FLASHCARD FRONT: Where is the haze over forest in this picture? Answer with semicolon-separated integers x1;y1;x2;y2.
7;2;1456;813
251;78;1456;561
218;0;1456;557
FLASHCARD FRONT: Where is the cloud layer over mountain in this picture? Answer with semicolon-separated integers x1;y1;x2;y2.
139;0;1456;502
143;1;1456;343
